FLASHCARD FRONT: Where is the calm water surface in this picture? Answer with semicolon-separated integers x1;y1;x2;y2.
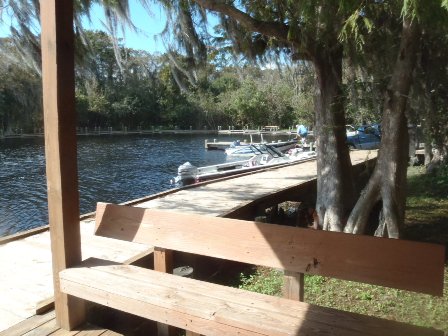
0;133;292;236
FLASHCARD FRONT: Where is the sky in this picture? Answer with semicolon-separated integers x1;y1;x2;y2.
0;1;221;54
0;1;167;53
82;2;167;53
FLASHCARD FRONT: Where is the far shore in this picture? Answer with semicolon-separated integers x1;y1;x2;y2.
0;128;297;139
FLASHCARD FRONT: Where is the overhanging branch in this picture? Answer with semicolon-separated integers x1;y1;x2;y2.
193;0;290;44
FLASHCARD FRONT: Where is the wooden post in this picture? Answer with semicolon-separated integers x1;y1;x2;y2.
154;248;201;336
283;271;304;302
154;249;202;336
154;247;173;273
186;331;201;336
40;0;85;330
154;247;176;336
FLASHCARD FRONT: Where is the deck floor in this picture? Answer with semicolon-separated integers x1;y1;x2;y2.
0;150;377;332
0;220;150;332
136;150;375;216
0;310;123;336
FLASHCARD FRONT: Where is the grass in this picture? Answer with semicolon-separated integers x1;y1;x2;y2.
238;165;448;332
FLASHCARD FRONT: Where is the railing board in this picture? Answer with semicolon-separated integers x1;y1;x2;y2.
95;203;445;296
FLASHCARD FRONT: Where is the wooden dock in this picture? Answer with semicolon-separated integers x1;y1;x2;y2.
0;150;377;332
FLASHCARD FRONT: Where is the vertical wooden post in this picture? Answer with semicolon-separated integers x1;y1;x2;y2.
185;331;201;336
40;0;85;330
283;271;304;302
154;247;173;273
154;249;201;336
154;247;176;336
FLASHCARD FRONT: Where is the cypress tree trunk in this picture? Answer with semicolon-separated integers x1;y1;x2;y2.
313;46;355;231
344;17;420;237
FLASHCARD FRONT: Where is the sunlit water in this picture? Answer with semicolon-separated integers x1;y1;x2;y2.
0;133;293;236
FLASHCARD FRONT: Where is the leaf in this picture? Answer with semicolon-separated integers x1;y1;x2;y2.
362;17;373;33
443;0;448;10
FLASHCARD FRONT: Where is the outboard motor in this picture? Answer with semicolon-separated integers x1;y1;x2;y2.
176;162;198;185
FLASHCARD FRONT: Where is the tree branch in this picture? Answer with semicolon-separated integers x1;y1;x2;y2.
193;0;290;43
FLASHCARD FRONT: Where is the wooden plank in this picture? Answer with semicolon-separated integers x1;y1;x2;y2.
95;203;445;296
35;298;54;315
34;240;152;316
23;318;59;336
80;261;438;334
74;326;108;336
40;0;85;329
0;225;49;246
222;179;317;220
101;331;124;336
48;328;79;336
0;311;55;336
60;264;442;336
80;235;152;264
61;268;261;336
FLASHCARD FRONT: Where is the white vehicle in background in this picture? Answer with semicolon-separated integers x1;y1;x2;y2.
346;125;357;137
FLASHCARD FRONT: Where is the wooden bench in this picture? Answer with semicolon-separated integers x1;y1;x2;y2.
59;202;445;336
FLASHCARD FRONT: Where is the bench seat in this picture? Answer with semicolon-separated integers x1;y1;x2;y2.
60;262;442;336
58;203;444;335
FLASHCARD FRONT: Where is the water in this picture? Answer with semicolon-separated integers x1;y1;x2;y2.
0;133;293;237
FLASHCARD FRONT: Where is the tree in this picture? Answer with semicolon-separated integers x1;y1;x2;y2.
0;37;42;134
173;1;360;231
344;15;420;237
160;0;448;236
411;17;448;165
343;2;448;237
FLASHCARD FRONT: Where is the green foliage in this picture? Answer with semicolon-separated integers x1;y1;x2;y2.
339;9;374;49
210;72;240;94
0;38;42;133
0;32;317;133
407;165;448;203
238;268;283;296
443;0;448;10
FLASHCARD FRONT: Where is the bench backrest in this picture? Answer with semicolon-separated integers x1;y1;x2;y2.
95;202;445;296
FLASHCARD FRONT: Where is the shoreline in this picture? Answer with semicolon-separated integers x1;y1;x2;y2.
0;128;297;139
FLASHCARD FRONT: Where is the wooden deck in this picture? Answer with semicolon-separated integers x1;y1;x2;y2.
0;310;123;336
136;149;375;216
0;220;151;332
0;150;377;332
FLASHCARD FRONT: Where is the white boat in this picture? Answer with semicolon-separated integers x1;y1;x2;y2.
174;144;316;185
225;138;298;156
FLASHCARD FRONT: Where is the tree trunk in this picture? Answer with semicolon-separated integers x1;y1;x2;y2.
313;46;355;231
344;17;420;238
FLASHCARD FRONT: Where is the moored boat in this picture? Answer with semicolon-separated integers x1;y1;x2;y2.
174;144;316;186
225;138;297;156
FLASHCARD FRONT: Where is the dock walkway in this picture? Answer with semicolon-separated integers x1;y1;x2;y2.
0;150;376;332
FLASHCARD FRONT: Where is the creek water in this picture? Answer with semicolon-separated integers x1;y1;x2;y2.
0;133;293;236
